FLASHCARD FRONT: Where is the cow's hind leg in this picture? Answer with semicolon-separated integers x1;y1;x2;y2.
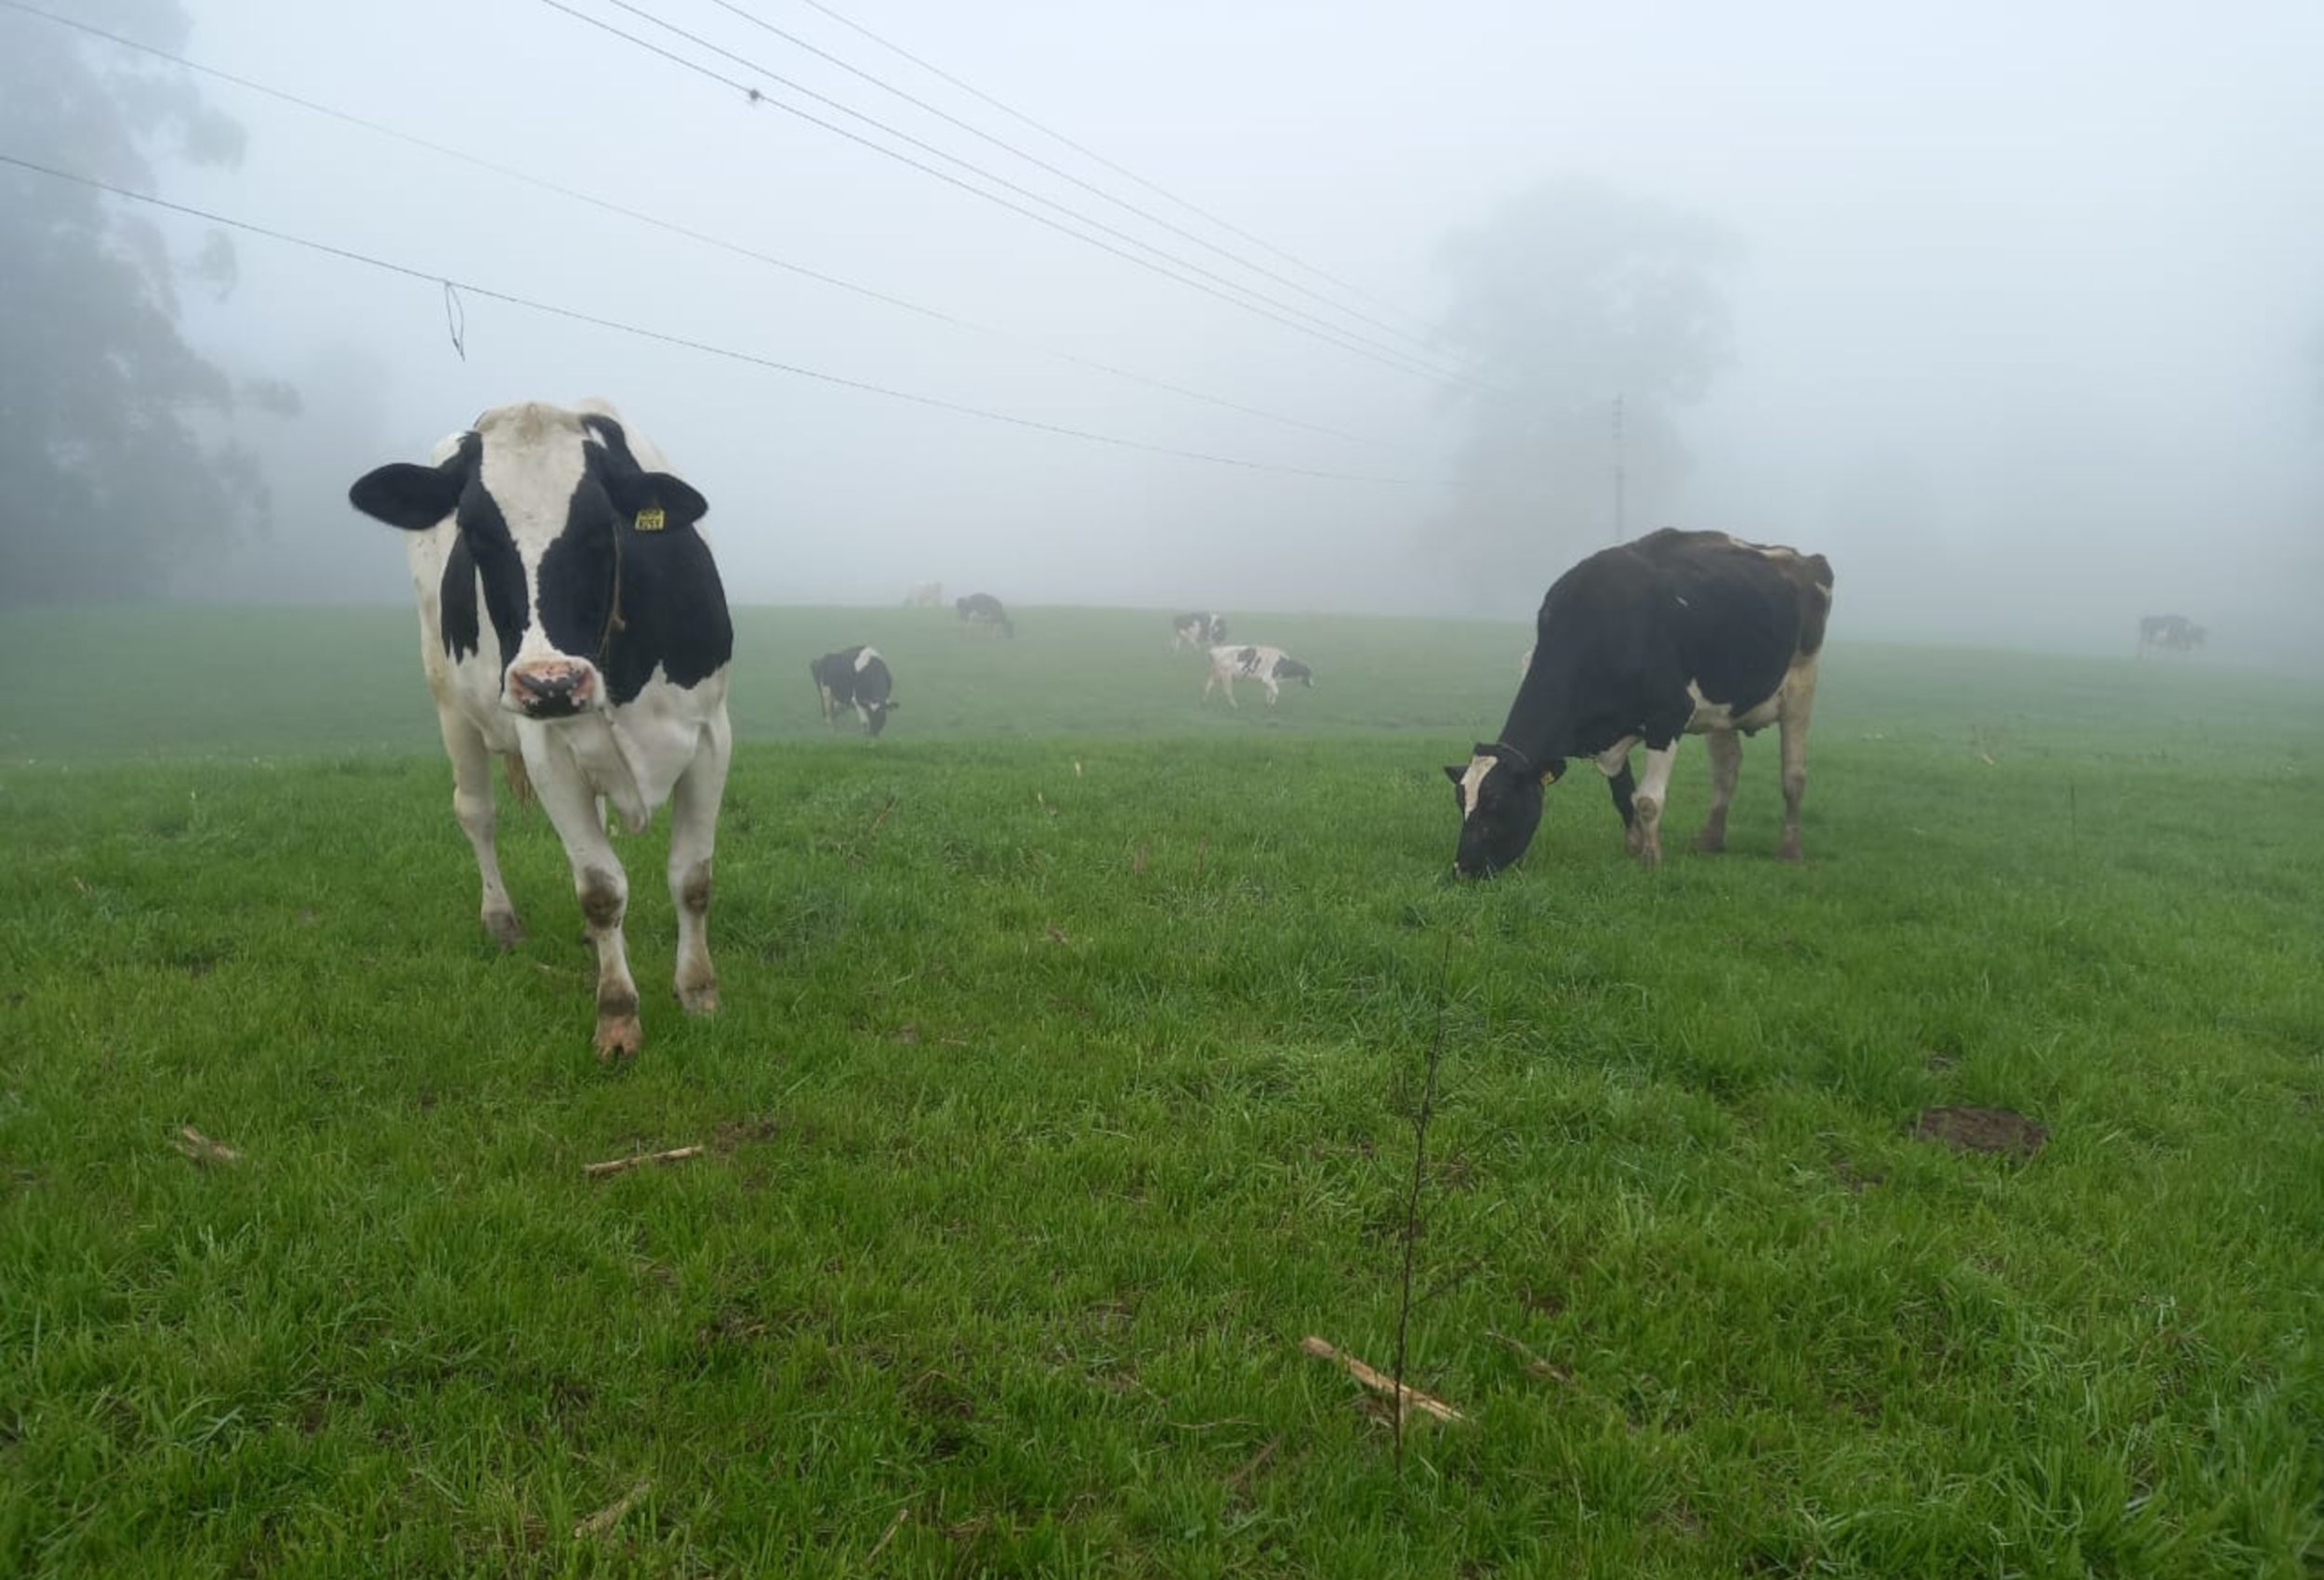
1603;759;1639;851
1776;664;1819;862
668;718;731;1017
439;710;523;948
1695;730;1742;853
530;757;641;1060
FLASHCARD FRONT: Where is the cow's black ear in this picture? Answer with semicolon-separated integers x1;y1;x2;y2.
1443;764;1465;785
610;469;707;532
350;454;466;531
1472;741;1497;759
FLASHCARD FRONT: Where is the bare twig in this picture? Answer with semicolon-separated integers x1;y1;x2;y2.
532;961;584;981
170;1126;241;1166
1390;933;1456;1473
863;1505;909;1565
582;1145;704;1178
1301;1336;1465;1423
574;1477;650;1538
1225;1433;1283;1493
866;794;897;841
1486;1329;1571;1383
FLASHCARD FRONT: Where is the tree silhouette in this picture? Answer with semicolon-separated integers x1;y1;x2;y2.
0;1;265;608
1429;177;1737;610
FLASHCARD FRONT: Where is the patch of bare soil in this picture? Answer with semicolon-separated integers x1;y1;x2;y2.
1912;1106;2047;1160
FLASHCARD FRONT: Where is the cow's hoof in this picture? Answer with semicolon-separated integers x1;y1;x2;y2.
1637;846;1664;869
594;1015;642;1062
678;980;720;1017
1776;839;1804;864
485;910;525;950
1693;832;1726;854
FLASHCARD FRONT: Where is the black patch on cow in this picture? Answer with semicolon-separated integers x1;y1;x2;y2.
439;535;482;663
1605;760;1637;827
1274;657;1313;686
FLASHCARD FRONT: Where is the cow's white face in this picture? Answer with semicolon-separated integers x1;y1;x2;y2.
350;404;707;720
1445;743;1556;877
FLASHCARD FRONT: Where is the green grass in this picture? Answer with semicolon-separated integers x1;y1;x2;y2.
1;605;2318;1577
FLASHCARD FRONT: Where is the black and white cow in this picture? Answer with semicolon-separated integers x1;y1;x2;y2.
1202;643;1314;707
2136;613;2205;655
348;399;733;1060
810;645;897;735
1172;612;1228;651
957;592;1014;638
1447;528;1832;877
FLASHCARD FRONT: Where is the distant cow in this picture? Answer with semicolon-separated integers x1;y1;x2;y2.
904;581;943;608
1447;528;1832;877
1173;612;1229;651
957;592;1014;638
349;399;733;1059
1203;643;1314;707
810;645;897;735
2136;613;2205;655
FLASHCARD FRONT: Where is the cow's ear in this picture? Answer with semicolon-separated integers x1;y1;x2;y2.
1472;741;1498;759
609;469;708;533
350;454;466;531
1443;764;1466;785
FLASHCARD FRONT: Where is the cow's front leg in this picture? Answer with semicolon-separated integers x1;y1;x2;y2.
531;762;641;1060
1695;730;1741;853
1629;742;1681;867
438;711;522;947
667;721;731;1017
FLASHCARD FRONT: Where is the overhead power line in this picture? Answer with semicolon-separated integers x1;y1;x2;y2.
2;0;1401;452
697;0;1442;357
787;0;1437;336
0;151;1453;488
538;0;1498;396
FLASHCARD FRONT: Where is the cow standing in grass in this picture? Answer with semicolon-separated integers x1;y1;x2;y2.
957;592;1015;638
1202;643;1314;707
1173;612;1228;651
348;399;733;1060
1447;528;1832;877
2137;613;2205;655
811;645;897;735
904;581;943;608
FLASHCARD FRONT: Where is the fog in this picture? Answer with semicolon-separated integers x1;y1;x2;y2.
10;0;2321;663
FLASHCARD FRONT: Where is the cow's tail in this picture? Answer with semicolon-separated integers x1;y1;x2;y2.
501;751;535;806
1000;613;1016;639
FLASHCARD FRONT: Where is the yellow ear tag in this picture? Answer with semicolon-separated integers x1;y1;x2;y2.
1540;765;1561;785
632;507;667;533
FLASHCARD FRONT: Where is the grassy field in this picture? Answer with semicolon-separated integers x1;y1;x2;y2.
1;604;2318;1578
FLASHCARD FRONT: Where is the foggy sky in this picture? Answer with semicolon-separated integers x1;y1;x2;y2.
114;0;2324;660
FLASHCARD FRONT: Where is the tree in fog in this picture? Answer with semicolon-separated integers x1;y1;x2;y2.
0;1;263;609
1428;177;1736;610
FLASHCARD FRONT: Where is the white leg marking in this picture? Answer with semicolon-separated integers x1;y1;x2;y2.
438;707;522;948
1631;742;1681;867
667;716;729;1017
1697;730;1741;853
528;742;640;1060
1776;660;1820;862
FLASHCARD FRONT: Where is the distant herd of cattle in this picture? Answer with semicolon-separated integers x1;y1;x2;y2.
347;399;2201;1054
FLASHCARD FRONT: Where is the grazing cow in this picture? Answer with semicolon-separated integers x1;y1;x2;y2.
2136;613;2205;655
957;592;1015;638
810;645;897;735
1172;612;1229;651
1446;528;1832;877
348;399;733;1060
904;581;943;608
1202;643;1314;707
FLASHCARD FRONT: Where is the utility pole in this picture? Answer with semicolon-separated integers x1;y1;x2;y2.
1611;394;1627;544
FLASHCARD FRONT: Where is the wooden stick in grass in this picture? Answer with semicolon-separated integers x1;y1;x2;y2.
1300;1336;1466;1423
170;1126;241;1165
574;1478;650;1538
582;1145;704;1178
